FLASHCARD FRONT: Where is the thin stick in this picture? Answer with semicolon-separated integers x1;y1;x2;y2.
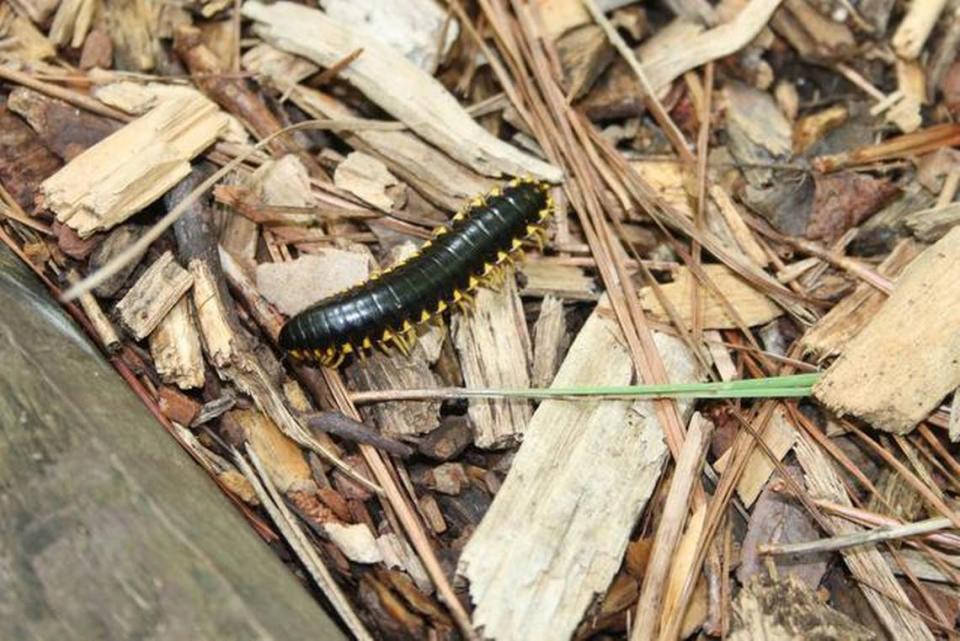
0;65;133;122
761;516;953;556
809;499;960;550
236;446;375;641
631;415;712;641
582;0;695;164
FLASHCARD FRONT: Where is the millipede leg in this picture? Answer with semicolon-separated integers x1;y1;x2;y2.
392;333;410;356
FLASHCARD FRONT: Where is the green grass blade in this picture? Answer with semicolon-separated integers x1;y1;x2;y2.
455;372;820;401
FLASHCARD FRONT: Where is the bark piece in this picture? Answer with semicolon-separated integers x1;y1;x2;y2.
149;296;205;390
806;172;899;242
79;28;112;68
40;93;228;237
56;220;96;258
157;385;202;426
638;264;783;329
87;224;148;298
242;0;561;182
417;415;473;461
730;575;877;641
813;227;960;434
8;87;120;162
452;276;532;449
738;465;828;591
0;105;62;211
115;251;194;341
458;300;699;641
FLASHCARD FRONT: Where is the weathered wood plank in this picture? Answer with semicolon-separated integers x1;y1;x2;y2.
0;245;346;641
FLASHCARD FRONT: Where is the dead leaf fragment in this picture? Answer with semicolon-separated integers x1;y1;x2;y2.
806;172;899;242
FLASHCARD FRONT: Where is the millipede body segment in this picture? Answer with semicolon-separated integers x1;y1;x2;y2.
278;178;554;367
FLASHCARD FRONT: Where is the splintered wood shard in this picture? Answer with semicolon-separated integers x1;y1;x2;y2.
241;0;563;182
40;92;228;237
794;436;935;640
813;227;960;433
453;276;533;449
115;250;193;341
458;300;699;641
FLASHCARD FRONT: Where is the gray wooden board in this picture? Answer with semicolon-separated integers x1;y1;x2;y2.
0;246;346;641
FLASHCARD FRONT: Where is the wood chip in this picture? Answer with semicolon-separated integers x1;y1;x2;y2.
229;408;316;494
458;301;699;641
334;151;405;212
813;227;960;433
714;405;796;507
638;264;783;329
452;275;532;449
802;239;921;358
904;201;960;242
892;0;949;59
795;435;934;639
115;250;193;341
40;93;228;237
157;385;202;426
149;296;205;390
282;82;494;211
348;347;442;438
531;295;566;388
730;575;877;641
256;251;369;317
325;522;383;564
242;1;562;182
318;0;457;74
520;261;598;300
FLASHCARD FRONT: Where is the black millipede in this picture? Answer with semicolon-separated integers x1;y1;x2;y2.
278;177;554;367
